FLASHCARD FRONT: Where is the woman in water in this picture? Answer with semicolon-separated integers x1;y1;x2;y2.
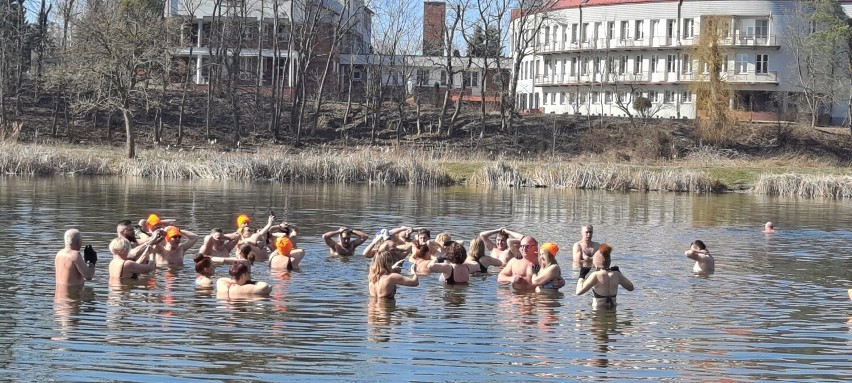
368;251;419;298
428;242;470;284
194;254;215;288
216;263;272;297
108;236;157;283
269;236;305;271
576;243;634;308
464;237;502;274
530;242;565;292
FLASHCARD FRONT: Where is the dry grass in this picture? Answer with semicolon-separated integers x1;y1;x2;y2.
470;161;715;192
753;173;852;198
0;142;112;175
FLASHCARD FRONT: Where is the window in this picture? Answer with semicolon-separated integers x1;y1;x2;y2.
634;55;643;74
417;69;430;86
736;54;748;74
571;24;578;43
543;26;550;45
352;70;362;81
681;90;691;103
580;92;587;104
440;70;447;85
621;21;629;40
650;55;659;72
543;92;548;105
682;54;692;73
651;91;661;103
635;20;645;40
606;57;615;73
560;92;565;104
666;19;675;39
463;71;479;87
756;20;768;39
605;91;613;103
664;90;674;103
683;18;694;38
582;23;590;42
551;92;557;104
562;24;568;44
570;58;577;76
568;92;575;104
593;58;600;74
619;55;628;74
607;21;615;39
666;54;677;73
722;55;730;72
544;58;551;76
582;59;589;75
756;54;768;74
591;92;599;104
593;22;601;40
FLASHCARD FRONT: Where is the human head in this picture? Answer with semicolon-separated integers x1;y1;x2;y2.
165;226;182;243
116;220;135;241
146;214;161;232
210;228;225;243
692;240;706;251
236;214;252;229
469;237;485;261
275;237;293;256
520;236;539;260
593;243;612;269
539;244;559;269
581;224;594;240
194;255;213;276
64;229;82;250
416;229;431;244
436;232;451;246
238;244;257;265
340;228;352;246
368;251;394;283
414;243;430;260
445;242;467;264
109;236;132;259
228;262;250;283
495;230;509;250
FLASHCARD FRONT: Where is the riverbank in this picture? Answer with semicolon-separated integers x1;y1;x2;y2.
3;141;851;197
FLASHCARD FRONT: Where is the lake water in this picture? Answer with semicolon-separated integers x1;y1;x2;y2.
0;177;850;382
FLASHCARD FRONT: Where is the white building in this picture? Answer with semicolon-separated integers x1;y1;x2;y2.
512;0;851;122
165;0;372;87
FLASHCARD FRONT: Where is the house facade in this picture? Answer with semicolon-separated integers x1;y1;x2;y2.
512;0;852;122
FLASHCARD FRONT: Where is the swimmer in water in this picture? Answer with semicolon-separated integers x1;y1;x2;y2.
572;224;599;269
685;240;715;275
216;263;272;297
576;244;634;309
368;251;419;298
763;221;776;234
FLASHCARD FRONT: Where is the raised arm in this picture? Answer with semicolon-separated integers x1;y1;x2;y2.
179;229;200;252
390;265;420;287
350;230;370;247
685;249;704;261
363;236;382;258
479;228;501;250
428;260;452;274
322;228;344;250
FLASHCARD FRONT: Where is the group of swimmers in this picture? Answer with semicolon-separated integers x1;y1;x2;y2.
55;214;799;307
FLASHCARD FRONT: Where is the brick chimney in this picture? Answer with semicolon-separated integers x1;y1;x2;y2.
423;1;445;56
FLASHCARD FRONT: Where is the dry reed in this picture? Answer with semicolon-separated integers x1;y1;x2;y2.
0;142;111;175
753;174;852;199
471;161;715;193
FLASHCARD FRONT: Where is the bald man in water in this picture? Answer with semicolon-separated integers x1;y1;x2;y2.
55;229;97;286
498;236;540;292
572;224;599;269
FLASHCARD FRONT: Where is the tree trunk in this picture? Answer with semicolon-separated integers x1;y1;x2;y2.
177;44;195;146
415;91;422;135
123;108;135;158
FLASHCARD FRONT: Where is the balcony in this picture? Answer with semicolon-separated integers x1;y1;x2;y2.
681;70;778;84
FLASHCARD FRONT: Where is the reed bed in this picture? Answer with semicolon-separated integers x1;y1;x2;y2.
0;142;112;175
753;173;852;199
114;146;454;185
471;162;715;193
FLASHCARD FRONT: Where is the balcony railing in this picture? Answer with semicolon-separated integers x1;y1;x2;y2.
534;70;777;85
535;33;778;54
681;70;778;83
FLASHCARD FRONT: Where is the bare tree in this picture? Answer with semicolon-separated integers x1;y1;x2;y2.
176;0;203;145
62;0;175;158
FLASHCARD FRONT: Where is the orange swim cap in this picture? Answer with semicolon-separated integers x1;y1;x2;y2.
165;226;181;240
276;236;293;256
236;214;252;228
541;242;559;257
147;214;161;230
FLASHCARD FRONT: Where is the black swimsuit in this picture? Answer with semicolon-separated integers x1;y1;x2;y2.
476;260;488;273
592;289;616;307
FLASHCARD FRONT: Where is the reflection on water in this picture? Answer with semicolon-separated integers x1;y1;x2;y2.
0;177;850;381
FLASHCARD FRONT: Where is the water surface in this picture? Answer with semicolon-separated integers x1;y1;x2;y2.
0;177;850;382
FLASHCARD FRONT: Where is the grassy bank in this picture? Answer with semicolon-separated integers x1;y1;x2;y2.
2;142;850;197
